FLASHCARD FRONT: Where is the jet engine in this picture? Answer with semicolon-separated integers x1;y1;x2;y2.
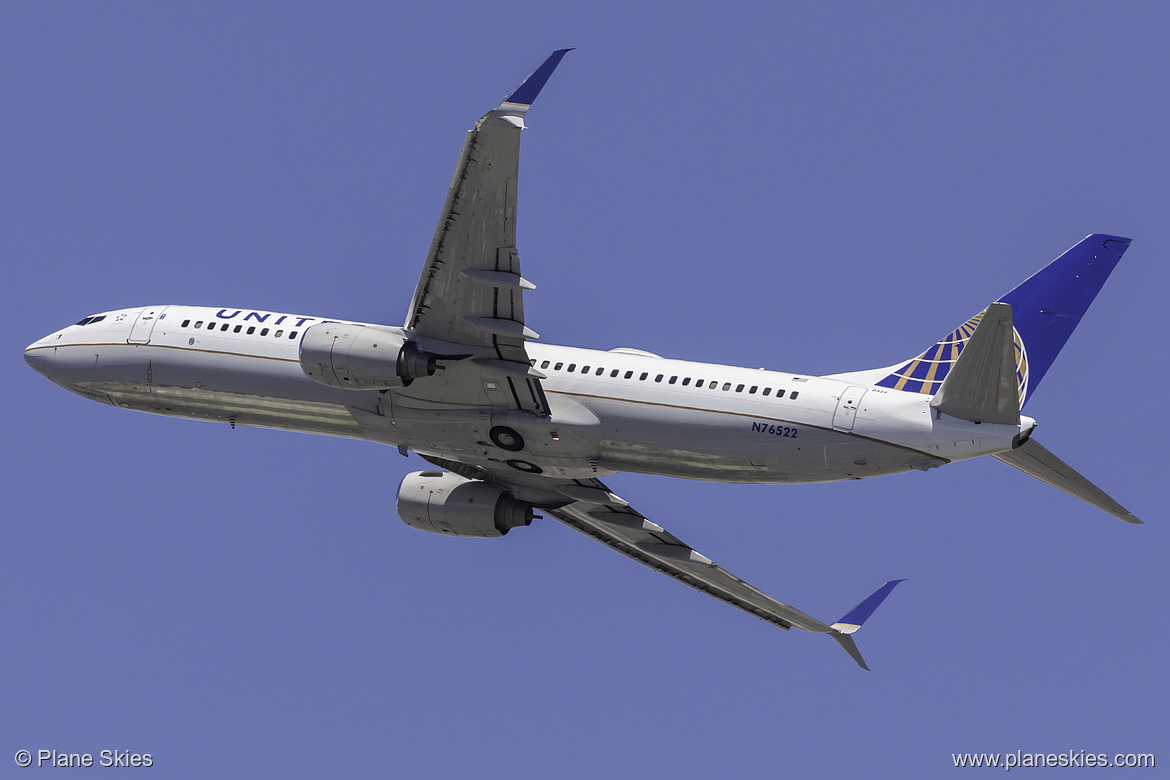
299;323;437;390
397;470;535;538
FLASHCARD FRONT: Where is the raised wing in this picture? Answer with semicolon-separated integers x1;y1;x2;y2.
401;50;571;418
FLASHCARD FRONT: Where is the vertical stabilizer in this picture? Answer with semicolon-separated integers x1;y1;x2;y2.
866;234;1130;407
997;234;1130;400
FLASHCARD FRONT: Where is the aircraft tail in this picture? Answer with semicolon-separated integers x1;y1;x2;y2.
867;234;1131;408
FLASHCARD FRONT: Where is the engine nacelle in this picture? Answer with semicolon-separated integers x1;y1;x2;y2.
397;470;535;538
299;323;437;390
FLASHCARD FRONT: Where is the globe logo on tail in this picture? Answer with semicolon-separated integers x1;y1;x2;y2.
876;310;1029;406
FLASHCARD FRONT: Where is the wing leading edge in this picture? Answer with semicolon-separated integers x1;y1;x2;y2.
417;453;903;670
545;480;904;670
396;51;571;418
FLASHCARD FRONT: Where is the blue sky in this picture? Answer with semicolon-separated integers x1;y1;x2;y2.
3;2;1166;777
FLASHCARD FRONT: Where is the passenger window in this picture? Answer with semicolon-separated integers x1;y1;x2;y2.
221;323;229;331
789;391;799;399
554;363;563;371
568;363;576;372
722;382;732;391
610;369;619;377
275;330;284;338
247;326;255;335
695;380;704;388
668;376;677;384
541;360;550;369
261;328;269;336
655;374;663;382
749;386;758;394
763;388;772;396
529;359;536;366
624;371;633;379
735;384;744;392
182;319;191;327
195;321;204;328
289;331;298;339
776;389;785;398
595;367;604;376
639;372;648;381
682;377;690;386
581;365;590;373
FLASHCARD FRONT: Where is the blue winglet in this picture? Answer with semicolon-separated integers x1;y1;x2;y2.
500;49;573;108
831;579;905;635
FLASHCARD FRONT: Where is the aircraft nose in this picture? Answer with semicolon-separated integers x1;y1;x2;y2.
24;337;52;376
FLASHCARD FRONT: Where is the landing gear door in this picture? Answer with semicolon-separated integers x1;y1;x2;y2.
127;306;168;344
832;386;868;432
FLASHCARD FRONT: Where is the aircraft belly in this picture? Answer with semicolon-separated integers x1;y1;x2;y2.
575;394;921;485
61;342;368;438
78;381;363;438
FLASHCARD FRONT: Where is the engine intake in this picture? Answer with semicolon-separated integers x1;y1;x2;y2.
299;323;437;390
397;470;535;538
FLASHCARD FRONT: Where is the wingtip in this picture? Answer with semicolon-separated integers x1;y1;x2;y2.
831;579;906;634
831;633;871;671
499;49;573;109
826;580;905;670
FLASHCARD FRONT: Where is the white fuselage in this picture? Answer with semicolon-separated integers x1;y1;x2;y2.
25;305;1029;486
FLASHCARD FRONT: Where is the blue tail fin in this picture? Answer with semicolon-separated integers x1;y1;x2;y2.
875;234;1130;407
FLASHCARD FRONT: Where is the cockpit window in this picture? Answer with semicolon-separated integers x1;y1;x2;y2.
74;315;106;326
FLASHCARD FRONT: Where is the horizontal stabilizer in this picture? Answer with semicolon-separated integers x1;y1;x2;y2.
993;438;1141;523
929;302;1020;425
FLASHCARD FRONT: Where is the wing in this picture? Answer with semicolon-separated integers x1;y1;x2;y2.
399;50;572;417
419;455;902;670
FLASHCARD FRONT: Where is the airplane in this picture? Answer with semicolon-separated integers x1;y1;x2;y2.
24;50;1140;669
